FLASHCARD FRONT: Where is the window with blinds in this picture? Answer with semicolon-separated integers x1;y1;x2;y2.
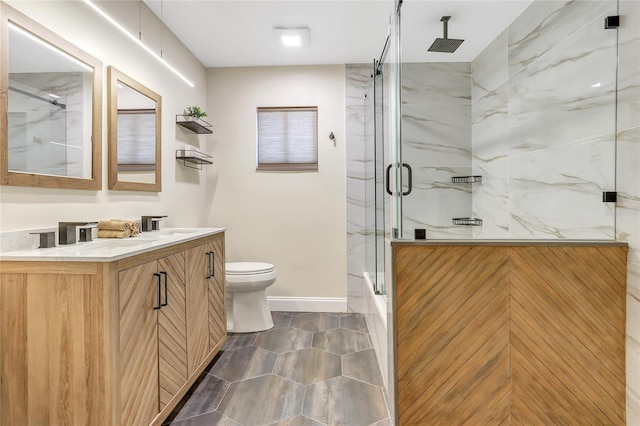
257;106;318;171
117;109;156;171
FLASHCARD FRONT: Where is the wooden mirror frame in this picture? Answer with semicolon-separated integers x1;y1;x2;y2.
0;3;102;190
107;66;161;192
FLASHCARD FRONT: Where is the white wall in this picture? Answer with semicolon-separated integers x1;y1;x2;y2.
207;66;347;299
0;1;212;230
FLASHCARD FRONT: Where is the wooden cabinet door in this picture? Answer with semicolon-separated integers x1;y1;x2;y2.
208;237;226;351
118;260;160;426
185;243;210;376
157;253;188;409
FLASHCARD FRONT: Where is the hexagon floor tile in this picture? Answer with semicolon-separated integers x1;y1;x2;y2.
340;313;369;333
343;349;384;387
168;411;241;426
312;327;371;355
218;375;304;425
274;347;341;385
290;312;340;332
210;346;277;382
170;374;229;422
303;376;388;426
272;312;293;329
222;333;259;351
255;327;313;353
267;415;324;426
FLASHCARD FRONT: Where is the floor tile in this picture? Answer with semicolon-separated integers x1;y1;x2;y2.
303;376;388;426
222;333;259;351
218;375;304;425
255;327;313;353
210;346;277;382
171;375;229;421
169;411;241;426
290;313;340;332
343;349;384;387
312;328;371;355
273;312;293;328
268;415;324;426
371;418;393;426
340;314;369;333
274;347;342;385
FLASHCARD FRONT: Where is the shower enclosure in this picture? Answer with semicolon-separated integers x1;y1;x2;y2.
364;0;619;256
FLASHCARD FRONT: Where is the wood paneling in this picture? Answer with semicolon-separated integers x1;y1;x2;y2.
118;261;159;426
209;237;226;351
394;244;627;426
158;253;188;409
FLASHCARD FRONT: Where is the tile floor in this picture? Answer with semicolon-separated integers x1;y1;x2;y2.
165;312;391;426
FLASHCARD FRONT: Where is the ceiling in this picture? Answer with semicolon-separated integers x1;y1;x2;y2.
145;0;532;68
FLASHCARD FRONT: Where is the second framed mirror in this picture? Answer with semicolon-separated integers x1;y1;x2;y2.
107;66;161;191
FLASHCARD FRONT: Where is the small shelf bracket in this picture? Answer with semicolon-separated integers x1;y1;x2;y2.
175;149;212;170
176;115;213;134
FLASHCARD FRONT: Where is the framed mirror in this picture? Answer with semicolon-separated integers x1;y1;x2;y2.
0;3;102;190
107;66;161;192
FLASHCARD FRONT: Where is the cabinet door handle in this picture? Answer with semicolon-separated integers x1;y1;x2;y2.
153;273;162;310
205;252;212;279
160;271;168;307
209;251;215;277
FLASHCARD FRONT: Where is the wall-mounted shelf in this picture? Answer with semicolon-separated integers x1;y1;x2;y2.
176;115;213;134
175;149;212;170
452;175;482;184
452;218;483;226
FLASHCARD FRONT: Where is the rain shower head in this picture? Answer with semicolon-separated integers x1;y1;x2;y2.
428;16;464;53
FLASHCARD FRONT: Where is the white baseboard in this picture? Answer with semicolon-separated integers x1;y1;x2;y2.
267;297;348;313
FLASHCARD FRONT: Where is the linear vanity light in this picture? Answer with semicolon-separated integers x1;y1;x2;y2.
8;23;93;72
82;0;195;88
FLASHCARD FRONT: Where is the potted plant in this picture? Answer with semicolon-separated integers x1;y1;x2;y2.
184;106;207;121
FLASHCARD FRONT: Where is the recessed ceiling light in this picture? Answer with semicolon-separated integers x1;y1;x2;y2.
274;27;309;47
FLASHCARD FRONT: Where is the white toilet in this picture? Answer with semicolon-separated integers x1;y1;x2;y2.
225;262;276;333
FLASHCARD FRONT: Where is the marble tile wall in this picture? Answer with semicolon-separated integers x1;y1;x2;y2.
401;63;473;239
472;0;618;240
346;64;373;314
617;1;640;423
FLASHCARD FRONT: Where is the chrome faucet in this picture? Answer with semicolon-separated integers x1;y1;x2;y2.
58;222;98;245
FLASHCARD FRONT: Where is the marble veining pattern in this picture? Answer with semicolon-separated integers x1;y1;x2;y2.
166;312;390;426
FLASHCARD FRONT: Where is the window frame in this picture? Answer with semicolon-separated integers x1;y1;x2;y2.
256;106;318;172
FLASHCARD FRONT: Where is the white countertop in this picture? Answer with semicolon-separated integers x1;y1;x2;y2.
0;227;225;262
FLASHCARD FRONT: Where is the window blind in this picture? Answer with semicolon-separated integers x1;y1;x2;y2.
257;106;318;171
117;109;156;171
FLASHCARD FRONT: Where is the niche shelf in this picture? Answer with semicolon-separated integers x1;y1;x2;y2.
176;115;213;134
452;175;482;184
175;149;212;170
452;218;483;226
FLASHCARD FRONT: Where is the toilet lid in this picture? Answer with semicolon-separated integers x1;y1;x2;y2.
226;262;275;275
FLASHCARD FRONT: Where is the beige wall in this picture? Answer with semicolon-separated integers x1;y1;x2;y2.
207;66;347;299
0;1;212;230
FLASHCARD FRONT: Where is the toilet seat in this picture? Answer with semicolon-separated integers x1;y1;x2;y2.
226;262;274;275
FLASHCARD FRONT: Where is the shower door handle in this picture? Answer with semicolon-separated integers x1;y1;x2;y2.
402;163;413;196
385;163;413;196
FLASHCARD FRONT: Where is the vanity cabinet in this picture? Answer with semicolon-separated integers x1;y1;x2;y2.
0;232;226;426
118;252;187;425
185;239;226;376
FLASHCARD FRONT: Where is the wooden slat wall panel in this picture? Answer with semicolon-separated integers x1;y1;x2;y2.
510;246;626;425
208;238;226;351
158;253;188;409
394;244;627;426
396;246;511;425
